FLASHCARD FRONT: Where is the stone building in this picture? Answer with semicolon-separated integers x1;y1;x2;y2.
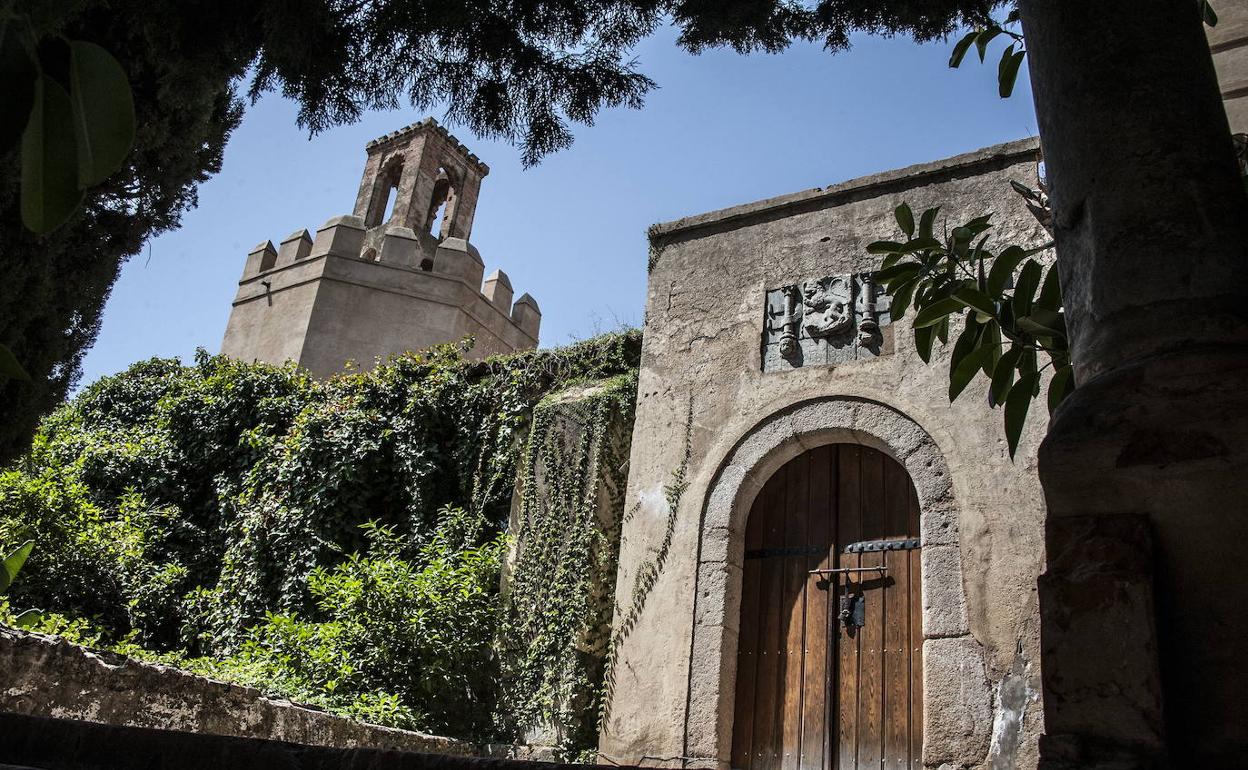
220;119;541;377
600;139;1051;770
599;8;1248;768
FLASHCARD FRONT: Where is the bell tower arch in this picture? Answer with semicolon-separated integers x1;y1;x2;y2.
351;118;488;255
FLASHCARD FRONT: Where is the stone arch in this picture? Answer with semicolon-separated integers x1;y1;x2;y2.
425;165;460;238
364;156;405;228
683;396;991;769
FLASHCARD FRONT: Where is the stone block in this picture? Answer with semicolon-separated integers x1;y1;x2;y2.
923;636;992;767
921;544;970;638
511;293;541;340
276;229;313;266
309;215;365;259
379;226;420;268
242;240;277;278
433;237;485;286
483;269;514;312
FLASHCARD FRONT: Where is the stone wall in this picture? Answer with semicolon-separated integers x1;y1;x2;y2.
502;377;636;757
0;627;471;756
601;139;1051;770
0;711;601;770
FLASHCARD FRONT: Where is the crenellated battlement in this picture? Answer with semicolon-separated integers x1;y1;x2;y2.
221;122;540;377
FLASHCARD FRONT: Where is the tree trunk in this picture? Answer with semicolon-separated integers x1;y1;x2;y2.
1018;1;1248;767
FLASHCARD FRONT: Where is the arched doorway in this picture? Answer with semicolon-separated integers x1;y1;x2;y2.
730;443;922;770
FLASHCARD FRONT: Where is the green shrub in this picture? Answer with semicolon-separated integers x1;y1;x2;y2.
0;332;641;741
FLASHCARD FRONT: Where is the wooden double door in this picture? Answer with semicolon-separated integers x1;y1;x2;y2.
731;444;922;770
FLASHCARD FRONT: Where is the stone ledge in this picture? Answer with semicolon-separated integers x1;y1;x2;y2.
648;137;1041;241
0;628;471;756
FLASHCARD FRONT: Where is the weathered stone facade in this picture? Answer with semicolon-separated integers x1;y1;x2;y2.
220;119;541;377
600;139;1051;770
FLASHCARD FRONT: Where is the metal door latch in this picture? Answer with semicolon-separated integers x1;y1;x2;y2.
838;594;865;629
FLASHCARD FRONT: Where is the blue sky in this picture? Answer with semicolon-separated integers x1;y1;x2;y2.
78;23;1036;388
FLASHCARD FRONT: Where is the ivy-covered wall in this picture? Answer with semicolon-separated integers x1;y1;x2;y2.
0;332;641;744
499;376;636;759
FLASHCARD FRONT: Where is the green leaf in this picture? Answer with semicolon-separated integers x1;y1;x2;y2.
69;41;136;188
0;540;35;593
1202;0;1219;27
949;316;982;376
1048;365;1075;415
989;345;1023;407
0;344;30;382
953;285;997;317
895;203;915;237
902;236;943;253
867;240;906;255
986;245;1026;295
1011;260;1043;321
1005;371;1040;459
914;325;936;363
12;609;42;629
998;43;1018;99
919;207;940;241
874;262;922;285
998;48;1028;98
0;20;38;156
976;28;1002;62
950;337;993;403
936;316;950;345
1017;309;1065;338
964;214;994;233
1037;264;1062;311
981;320;1002;376
949;30;977;67
21;76;84;233
889;278;918;320
913;297;964;328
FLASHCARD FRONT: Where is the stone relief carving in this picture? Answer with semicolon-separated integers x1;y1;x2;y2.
762;272;892;372
801;276;854;339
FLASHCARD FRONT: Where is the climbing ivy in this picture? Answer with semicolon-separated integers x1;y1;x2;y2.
497;373;636;758
0;331;641;740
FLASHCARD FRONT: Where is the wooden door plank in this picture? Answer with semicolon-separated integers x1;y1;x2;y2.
801;446;832;770
837;446;863;545
835;446;862;769
884;459;911;540
734;465;772;770
883;547;910;767
855;551;885;770
835;555;860;770
753;472;788;770
857;449;886;768
781;459;810;770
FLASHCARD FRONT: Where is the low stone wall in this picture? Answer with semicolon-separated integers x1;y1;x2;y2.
0;627;471;755
0;711;597;770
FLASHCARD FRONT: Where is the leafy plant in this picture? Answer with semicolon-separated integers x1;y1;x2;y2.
1;539;41;628
2;8;136;233
0;332;641;740
870;204;1067;457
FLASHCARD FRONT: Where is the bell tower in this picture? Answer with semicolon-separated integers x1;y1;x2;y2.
221;119;540;376
352;119;489;259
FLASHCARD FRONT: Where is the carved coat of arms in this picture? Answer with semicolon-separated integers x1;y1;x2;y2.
763;273;890;372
